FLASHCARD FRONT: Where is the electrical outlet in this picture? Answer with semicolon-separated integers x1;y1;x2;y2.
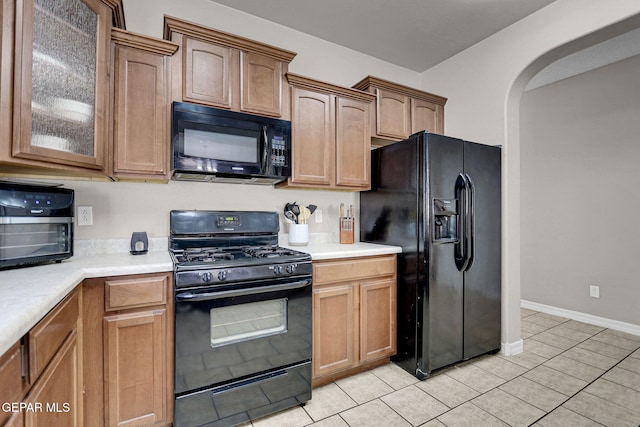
77;206;93;226
589;285;600;298
315;209;323;223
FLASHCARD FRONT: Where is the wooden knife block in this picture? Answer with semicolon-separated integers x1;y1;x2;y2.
339;218;354;244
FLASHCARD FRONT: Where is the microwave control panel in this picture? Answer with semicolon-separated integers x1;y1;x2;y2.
270;135;288;167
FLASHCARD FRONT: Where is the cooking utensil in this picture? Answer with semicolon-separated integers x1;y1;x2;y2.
284;203;296;223
300;206;311;224
307;204;317;215
291;203;301;223
284;210;296;223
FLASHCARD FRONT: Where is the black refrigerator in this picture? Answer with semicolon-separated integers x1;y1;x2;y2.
360;131;501;379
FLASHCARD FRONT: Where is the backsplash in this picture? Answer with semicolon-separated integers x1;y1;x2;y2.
74;237;168;256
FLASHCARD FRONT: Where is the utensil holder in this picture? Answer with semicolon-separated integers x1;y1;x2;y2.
288;223;309;246
339;218;354;244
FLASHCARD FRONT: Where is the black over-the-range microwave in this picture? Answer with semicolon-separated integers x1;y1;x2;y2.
171;102;292;184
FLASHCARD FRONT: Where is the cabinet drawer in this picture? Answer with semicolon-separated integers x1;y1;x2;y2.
105;274;168;311
313;255;396;285
28;288;79;382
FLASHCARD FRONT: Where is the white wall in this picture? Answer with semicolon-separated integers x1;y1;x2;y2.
123;0;420;89
419;0;640;345
520;54;640;326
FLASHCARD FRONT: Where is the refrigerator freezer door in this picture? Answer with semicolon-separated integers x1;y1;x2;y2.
420;134;464;375
360;136;422;375
462;141;501;360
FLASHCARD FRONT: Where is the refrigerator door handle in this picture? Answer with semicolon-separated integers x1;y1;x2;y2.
454;173;474;271
454;173;470;271
464;173;475;271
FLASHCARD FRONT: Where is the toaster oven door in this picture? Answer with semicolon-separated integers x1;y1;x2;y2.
0;217;73;268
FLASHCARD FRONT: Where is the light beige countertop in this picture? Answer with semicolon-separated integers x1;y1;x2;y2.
281;240;402;260
0;238;401;356
0;251;173;356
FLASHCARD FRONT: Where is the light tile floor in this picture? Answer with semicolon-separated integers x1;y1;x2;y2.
250;308;640;427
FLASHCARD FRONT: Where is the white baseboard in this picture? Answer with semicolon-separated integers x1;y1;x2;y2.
501;339;524;356
521;300;640;337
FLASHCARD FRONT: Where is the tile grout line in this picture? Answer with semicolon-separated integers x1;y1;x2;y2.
527;346;640;426
297;312;640;427
490;317;640;426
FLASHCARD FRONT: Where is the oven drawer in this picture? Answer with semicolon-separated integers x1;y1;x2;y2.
105;274;169;311
174;361;311;427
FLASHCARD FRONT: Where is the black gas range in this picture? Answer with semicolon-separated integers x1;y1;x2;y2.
171;244;312;289
169;210;312;427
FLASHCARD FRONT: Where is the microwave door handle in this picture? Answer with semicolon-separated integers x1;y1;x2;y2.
260;125;269;174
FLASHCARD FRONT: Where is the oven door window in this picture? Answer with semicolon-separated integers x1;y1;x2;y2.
210;298;287;347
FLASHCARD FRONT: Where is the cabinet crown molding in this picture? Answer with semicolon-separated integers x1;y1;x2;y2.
287;73;375;103
111;28;179;55
163;15;297;63
101;0;126;29
353;75;447;105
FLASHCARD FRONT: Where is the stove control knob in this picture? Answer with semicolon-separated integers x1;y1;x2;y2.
201;272;213;283
286;264;297;274
217;270;227;281
273;265;283;275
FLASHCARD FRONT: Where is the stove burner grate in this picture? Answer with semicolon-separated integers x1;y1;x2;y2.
243;246;297;258
182;248;235;263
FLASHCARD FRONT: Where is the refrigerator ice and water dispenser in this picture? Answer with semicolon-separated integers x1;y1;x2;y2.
432;198;458;242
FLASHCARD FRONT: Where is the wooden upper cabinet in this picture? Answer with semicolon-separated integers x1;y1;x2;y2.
110;29;178;182
163;16;296;119
280;73;375;191
241;52;282;117
376;89;410;140
290;87;333;186
411;97;444;135
353;76;447;144
335;96;370;188
183;36;234;108
10;0;112;172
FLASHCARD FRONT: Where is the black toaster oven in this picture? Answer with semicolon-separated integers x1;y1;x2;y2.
0;182;74;269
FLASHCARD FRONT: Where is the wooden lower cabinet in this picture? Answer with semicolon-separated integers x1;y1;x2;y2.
104;309;167;427
312;255;396;386
24;331;80;427
0;343;25;427
312;284;358;378
0;288;82;427
83;272;173;427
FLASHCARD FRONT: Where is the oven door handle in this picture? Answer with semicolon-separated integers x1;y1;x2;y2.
175;278;312;301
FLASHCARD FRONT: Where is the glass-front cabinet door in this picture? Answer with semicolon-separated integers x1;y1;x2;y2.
13;0;111;170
